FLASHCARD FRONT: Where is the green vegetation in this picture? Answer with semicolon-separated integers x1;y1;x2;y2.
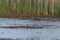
0;0;60;17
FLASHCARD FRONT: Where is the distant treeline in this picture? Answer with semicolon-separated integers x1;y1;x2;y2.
0;0;60;17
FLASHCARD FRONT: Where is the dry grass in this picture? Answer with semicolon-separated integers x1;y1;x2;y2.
0;0;60;17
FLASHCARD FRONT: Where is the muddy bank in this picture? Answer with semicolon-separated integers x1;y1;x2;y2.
1;17;60;21
0;12;60;21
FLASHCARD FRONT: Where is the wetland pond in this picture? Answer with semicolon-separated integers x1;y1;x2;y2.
0;18;60;40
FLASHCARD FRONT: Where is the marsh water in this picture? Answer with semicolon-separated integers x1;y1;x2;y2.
0;18;59;27
0;18;60;40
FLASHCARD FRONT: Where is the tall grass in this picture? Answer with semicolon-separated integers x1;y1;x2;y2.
0;0;60;17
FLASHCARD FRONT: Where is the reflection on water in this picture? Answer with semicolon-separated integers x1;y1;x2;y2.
0;18;60;28
0;18;60;40
0;28;60;40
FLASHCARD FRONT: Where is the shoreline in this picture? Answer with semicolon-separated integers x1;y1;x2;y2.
0;16;60;21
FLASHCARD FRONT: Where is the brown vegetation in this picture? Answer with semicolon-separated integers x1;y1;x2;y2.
0;0;60;18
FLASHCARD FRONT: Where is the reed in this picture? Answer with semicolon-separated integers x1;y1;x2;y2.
0;0;60;17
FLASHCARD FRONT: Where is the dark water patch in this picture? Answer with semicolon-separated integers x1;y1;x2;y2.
0;25;56;29
0;38;13;40
0;26;43;29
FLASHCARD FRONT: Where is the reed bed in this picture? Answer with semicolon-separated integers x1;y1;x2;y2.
0;0;60;17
